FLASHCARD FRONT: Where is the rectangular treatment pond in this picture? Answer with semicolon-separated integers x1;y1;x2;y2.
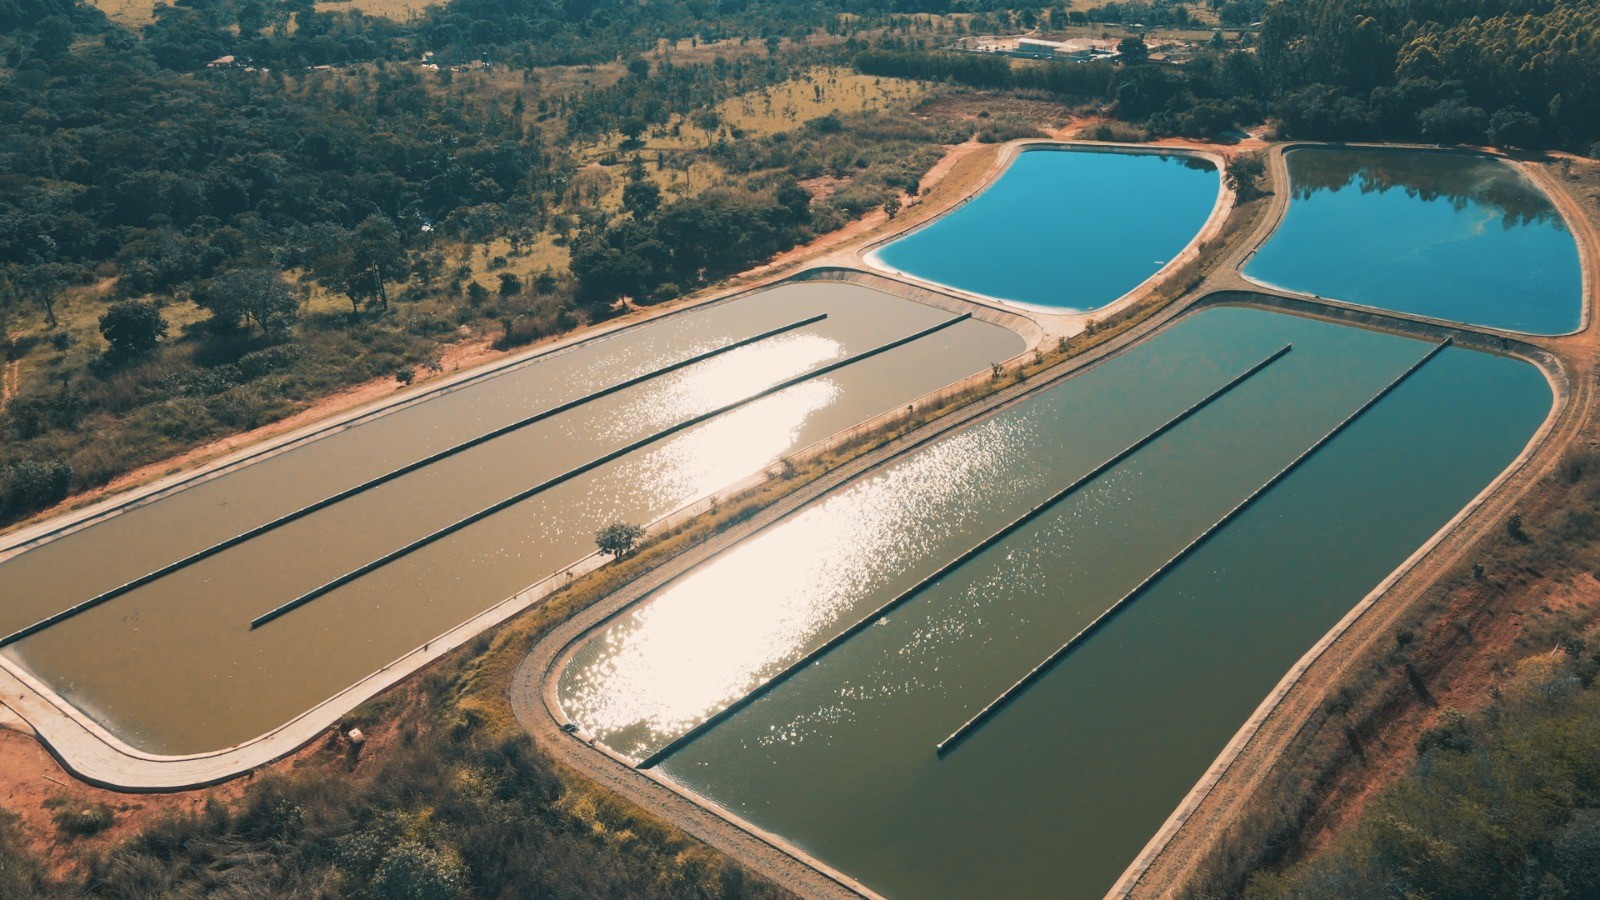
867;146;1222;313
0;281;1023;756
1244;147;1582;334
558;305;1551;899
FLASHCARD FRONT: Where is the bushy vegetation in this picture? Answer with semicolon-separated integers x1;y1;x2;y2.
1247;641;1600;899
48;798;114;838
855;42;1264;140
859;0;1600;149
0;807;50;898
2;680;783;898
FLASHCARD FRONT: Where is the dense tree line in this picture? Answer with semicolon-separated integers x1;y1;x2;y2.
571;180;817;306
569;104;956;305
1260;0;1600;150
859;0;1599;149
855;42;1262;139
0;38;551;281
0;2;573;522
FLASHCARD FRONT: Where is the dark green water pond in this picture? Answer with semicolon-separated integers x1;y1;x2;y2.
563;305;1550;898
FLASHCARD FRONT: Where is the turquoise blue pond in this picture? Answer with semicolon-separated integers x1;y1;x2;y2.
871;148;1221;312
1245;148;1582;334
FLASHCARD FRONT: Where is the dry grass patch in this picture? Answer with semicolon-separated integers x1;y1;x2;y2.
92;0;440;25
574;67;934;164
314;0;442;20
914;93;1082;131
3;280;209;398
87;0;160;24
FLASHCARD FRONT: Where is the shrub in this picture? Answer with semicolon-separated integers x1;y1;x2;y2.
52;802;114;838
0;456;73;517
235;344;303;380
370;841;467;900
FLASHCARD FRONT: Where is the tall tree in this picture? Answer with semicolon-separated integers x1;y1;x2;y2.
314;216;406;314
7;263;68;328
200;267;300;335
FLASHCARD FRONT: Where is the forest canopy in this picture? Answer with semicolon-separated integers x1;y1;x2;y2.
1;0;1597;526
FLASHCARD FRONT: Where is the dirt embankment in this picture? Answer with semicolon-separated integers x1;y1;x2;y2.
0;698;403;881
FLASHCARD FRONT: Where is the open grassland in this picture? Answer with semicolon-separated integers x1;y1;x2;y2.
2;281;209;413
569;67;934;163
313;0;441;21
87;0;159;24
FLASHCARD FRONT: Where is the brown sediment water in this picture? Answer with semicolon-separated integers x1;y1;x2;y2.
0;282;1023;754
560;306;1550;899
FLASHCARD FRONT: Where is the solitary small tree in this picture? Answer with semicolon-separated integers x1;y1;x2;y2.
99;300;168;356
7;263;68;328
596;522;644;559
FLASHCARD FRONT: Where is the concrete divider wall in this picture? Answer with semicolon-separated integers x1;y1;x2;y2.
1106;294;1574;899
0;315;833;650
0;263;1035;569
796;266;1044;345
0;280;827;564
937;338;1452;758
1199;290;1560;370
250;313;974;629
